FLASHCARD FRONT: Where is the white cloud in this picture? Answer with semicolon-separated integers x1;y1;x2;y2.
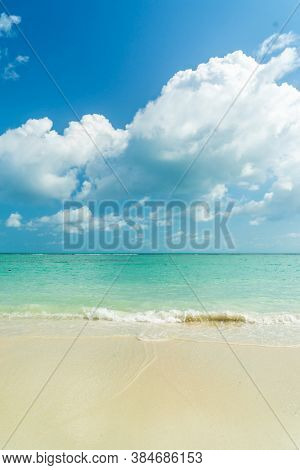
39;206;92;226
0;12;21;36
2;55;29;80
0;115;128;201
287;232;300;238
37;206;93;233
5;212;22;227
0;13;29;80
2;34;300;226
249;217;266;226
257;32;299;59
0;13;28;80
3;62;18;80
15;55;29;64
119;44;300;217
75;180;92;201
28;206;128;233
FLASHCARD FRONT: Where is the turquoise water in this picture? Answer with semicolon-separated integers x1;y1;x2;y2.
1;254;300;344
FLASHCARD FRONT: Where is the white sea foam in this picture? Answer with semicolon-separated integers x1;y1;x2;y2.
82;307;300;325
1;308;299;347
1;308;300;326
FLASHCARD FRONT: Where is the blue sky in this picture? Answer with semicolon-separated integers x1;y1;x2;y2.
1;0;300;252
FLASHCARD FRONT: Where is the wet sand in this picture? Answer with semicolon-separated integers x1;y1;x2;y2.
0;319;299;449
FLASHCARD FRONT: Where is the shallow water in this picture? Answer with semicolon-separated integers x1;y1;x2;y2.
0;253;300;345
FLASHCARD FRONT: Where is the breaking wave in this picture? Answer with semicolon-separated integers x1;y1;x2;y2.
1;308;300;326
82;308;300;325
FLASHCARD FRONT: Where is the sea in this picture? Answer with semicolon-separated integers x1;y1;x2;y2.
0;253;300;346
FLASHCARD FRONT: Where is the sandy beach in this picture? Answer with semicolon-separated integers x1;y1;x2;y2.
0;319;299;450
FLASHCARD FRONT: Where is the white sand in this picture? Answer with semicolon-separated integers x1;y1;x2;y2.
0;319;299;449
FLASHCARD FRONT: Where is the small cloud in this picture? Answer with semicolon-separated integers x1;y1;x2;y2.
257;31;299;60
0;13;28;81
3;62;19;80
249;217;265;226
29;206;94;233
2;55;29;80
5;212;22;228
0;12;21;36
15;55;29;64
287;232;300;239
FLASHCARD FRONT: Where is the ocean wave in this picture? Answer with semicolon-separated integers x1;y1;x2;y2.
83;308;248;324
82;308;300;325
1;308;300;325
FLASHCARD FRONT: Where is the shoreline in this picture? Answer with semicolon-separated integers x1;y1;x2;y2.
0;319;299;449
0;315;299;348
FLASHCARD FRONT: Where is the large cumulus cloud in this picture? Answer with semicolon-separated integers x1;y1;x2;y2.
2;34;300;225
0;114;128;201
